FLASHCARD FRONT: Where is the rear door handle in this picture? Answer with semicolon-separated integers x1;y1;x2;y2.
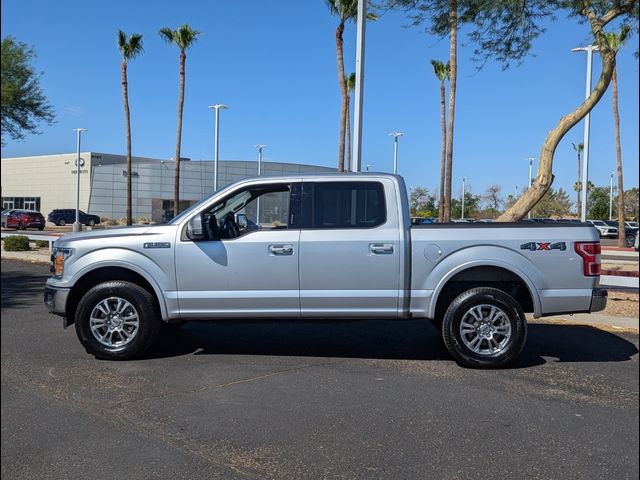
370;243;394;255
269;244;294;256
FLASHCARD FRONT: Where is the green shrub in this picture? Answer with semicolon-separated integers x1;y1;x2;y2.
3;236;31;252
35;240;49;248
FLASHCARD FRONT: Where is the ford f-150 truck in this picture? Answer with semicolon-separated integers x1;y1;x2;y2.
45;174;607;368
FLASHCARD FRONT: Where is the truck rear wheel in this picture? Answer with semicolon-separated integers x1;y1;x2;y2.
442;287;527;369
74;281;160;360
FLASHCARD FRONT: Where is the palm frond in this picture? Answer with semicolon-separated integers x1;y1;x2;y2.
118;30;144;60
158;27;175;45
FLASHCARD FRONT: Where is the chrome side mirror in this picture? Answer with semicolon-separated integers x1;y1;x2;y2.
186;214;204;241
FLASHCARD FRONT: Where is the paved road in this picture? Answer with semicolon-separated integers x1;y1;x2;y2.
2;259;639;479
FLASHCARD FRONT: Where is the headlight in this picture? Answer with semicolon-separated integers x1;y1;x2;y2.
51;247;74;277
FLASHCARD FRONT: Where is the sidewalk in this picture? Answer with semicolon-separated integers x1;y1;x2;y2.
528;313;638;334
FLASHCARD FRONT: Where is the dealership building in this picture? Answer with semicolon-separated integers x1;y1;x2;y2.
1;152;335;223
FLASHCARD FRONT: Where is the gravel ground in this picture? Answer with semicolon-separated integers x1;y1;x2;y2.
604;290;639;318
602;261;640;273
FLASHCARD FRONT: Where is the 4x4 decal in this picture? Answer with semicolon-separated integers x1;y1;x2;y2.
520;242;566;251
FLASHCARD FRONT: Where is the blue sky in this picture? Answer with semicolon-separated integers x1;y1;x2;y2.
2;0;638;200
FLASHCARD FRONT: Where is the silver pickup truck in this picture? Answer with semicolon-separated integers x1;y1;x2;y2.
45;173;606;368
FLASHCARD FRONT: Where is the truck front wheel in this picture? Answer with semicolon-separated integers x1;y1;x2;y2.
442;287;527;369
74;281;160;360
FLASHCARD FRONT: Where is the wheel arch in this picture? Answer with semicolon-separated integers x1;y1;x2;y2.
66;266;167;326
430;263;540;320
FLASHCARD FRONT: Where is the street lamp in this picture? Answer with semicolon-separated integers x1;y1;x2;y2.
526;157;535;219
461;176;467;220
254;144;266;224
389;132;404;174
572;44;598;222
609;171;615;220
73;128;87;232
352;0;367;172
208;104;228;191
515;184;519;198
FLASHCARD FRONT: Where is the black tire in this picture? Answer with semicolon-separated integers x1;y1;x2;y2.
625;234;634;248
442;287;527;369
17;222;25;230
74;281;161;360
87;218;96;227
59;219;66;226
38;226;44;231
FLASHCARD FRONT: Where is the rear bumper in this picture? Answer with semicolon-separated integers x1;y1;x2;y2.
590;288;608;313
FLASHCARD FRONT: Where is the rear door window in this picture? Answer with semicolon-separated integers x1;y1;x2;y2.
304;182;386;229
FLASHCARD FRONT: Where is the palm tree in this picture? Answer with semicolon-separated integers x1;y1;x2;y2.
606;27;630;247
431;60;449;222
159;24;201;217
571;142;583;215
326;0;358;172
443;0;458;222
345;72;356;172
117;30;144;226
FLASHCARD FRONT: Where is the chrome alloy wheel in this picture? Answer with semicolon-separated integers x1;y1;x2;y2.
459;304;512;356
89;297;140;349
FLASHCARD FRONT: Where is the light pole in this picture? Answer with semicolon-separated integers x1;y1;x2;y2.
515;184;519;198
461;176;467;220
389;132;404;174
572;44;598;222
208;104;228;191
73;128;87;232
609;172;615;221
352;0;366;172
526;157;535;219
254;144;266;224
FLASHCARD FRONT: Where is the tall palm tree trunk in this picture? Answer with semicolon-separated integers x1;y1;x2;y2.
122;61;133;226
335;23;347;172
173;51;186;217
438;80;447;222
576;151;581;215
346;92;352;172
443;0;457;222
612;66;625;247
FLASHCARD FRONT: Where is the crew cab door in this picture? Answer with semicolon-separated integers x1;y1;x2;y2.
175;181;301;319
298;179;402;318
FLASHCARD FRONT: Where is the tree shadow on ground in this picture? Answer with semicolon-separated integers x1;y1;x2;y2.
146;319;638;369
1;261;49;310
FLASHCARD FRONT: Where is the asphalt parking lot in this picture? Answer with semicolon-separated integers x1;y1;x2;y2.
1;259;639;479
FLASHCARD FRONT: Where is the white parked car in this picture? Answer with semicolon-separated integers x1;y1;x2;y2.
587;220;618;239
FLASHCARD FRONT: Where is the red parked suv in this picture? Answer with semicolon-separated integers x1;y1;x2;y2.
2;209;45;230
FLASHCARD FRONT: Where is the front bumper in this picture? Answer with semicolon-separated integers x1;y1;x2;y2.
44;285;70;318
590;288;608;313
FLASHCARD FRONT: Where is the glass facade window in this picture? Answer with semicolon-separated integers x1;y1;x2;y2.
1;197;41;212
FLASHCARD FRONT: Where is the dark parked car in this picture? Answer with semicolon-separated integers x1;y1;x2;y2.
2;209;45;230
604;220;639;247
48;209;101;227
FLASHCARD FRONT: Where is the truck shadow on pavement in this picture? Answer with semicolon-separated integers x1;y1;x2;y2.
146;320;638;369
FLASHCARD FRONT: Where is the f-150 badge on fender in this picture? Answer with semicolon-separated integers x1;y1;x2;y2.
143;242;171;249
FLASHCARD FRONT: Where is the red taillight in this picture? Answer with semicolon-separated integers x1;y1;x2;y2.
574;241;601;276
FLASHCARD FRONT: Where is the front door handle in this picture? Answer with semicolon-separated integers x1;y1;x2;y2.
370;243;394;255
269;244;294;256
